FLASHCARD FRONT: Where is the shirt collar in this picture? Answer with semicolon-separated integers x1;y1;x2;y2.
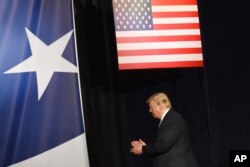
160;108;170;122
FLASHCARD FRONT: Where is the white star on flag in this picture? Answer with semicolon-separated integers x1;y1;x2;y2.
4;28;78;100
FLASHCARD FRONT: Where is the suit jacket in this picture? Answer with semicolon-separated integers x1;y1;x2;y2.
142;109;199;167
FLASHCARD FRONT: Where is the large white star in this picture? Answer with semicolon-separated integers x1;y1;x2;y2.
4;28;78;100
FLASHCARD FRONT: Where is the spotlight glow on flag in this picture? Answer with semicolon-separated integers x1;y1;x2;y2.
112;0;203;70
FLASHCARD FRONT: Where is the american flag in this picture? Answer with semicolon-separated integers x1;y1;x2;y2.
112;0;203;70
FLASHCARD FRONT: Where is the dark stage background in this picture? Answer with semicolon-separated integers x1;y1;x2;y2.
74;0;250;167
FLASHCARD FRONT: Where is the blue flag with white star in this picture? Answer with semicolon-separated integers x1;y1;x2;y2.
0;0;89;166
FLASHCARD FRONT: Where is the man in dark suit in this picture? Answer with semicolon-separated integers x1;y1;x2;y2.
130;92;199;167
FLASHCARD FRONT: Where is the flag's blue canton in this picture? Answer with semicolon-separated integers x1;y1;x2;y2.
113;0;153;31
0;0;84;167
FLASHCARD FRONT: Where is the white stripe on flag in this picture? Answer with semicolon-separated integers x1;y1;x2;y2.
116;29;201;37
9;134;89;167
117;41;201;50
118;54;203;63
153;17;199;24
152;5;198;12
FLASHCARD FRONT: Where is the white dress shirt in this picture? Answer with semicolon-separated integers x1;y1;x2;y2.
159;108;170;127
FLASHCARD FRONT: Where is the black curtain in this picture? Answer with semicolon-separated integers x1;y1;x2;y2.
74;0;128;167
74;0;250;167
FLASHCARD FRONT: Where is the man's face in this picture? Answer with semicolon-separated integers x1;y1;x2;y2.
148;101;162;119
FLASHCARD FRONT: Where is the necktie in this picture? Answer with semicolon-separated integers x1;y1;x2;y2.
158;121;162;128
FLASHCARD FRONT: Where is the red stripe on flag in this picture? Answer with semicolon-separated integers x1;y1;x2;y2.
152;0;197;6
118;48;202;56
119;61;203;70
153;23;200;30
152;12;198;18
116;35;201;43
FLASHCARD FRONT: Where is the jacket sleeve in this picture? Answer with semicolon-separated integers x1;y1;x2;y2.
142;120;180;156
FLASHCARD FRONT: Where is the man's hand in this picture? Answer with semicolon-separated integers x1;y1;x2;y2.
130;139;146;155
